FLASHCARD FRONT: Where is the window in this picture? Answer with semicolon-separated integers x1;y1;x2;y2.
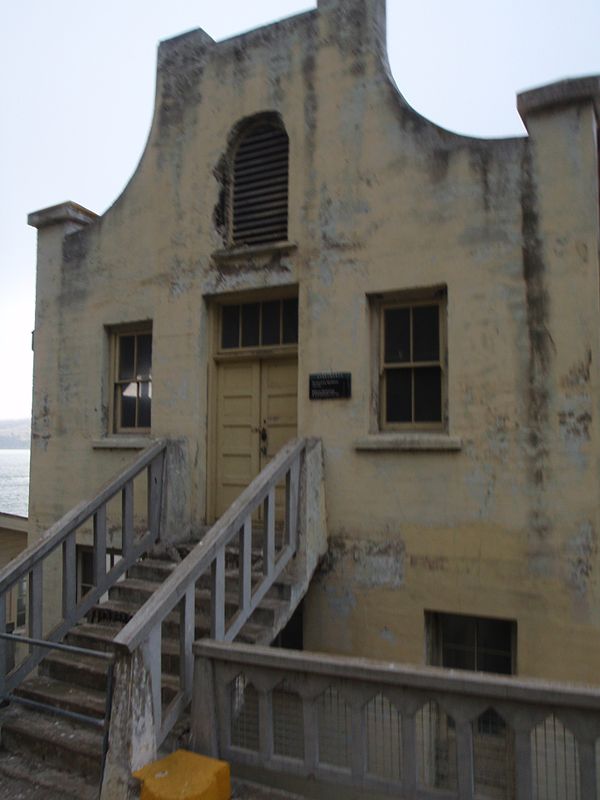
220;298;298;351
379;291;446;430
229;117;289;246
428;612;515;675
113;326;152;432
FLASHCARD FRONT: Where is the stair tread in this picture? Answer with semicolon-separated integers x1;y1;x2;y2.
1;705;103;754
15;673;106;717
114;577;290;610
0;750;98;800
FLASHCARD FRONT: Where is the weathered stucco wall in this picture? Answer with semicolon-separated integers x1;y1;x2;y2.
28;0;600;681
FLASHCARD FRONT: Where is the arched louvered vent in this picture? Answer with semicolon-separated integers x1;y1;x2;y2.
231;122;289;246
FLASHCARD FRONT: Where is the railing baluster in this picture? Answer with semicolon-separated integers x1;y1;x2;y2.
578;738;597;800
29;564;43;655
263;487;275;578
259;689;274;763
239;518;252;614
455;718;475;800
401;712;418;796
180;586;195;696
93;505;107;587
122;480;134;557
350;702;367;781
514;726;533;800
62;531;76;618
147;624;162;734
285;461;300;550
0;593;6;698
211;550;226;640
303;696;319;773
147;455;162;541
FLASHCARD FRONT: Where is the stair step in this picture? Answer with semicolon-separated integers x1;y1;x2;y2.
110;577;288;627
65;621;123;652
128;557;177;582
0;706;103;781
0;750;98;800
14;673;106;719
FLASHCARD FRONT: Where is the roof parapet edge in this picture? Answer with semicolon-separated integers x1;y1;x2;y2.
28;201;98;230
517;74;600;128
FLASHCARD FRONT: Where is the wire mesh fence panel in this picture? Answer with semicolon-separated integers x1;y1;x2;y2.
230;674;260;751
416;701;458;792
531;715;580;800
272;681;304;760
317;686;351;770
365;692;402;782
472;708;515;799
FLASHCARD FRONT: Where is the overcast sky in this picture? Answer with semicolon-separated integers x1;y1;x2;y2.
1;0;599;422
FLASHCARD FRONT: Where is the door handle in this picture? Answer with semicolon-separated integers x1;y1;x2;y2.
260;425;268;455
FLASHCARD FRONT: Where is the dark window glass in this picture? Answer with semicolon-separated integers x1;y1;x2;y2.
138;382;152;428
412;305;439;362
437;614;514;677
120;385;137;428
137;334;152;377
282;298;298;344
386;369;412;423
241;303;260;347
414;367;442;422
118;336;135;380
261;301;280;346
222;306;240;349
384;308;410;363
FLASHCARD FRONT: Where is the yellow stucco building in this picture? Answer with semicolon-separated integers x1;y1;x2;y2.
28;0;600;684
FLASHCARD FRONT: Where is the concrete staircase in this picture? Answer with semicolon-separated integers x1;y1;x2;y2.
0;534;305;798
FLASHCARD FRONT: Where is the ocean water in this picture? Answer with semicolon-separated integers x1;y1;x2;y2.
0;450;30;517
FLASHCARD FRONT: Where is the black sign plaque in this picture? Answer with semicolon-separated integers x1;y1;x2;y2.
309;372;352;400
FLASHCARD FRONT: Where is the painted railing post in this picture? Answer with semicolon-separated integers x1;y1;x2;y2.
0;594;6;699
122;481;134;557
62;531;76;617
401;712;418;799
94;505;107;588
190;655;219;758
514;724;533;800
455;716;475;800
239;518;252;615
211;550;226;640
100;648;157;800
263;488;275;579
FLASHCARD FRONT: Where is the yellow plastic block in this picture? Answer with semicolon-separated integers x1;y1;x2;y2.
133;750;231;800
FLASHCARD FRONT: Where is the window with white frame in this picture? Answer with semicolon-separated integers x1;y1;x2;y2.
112;325;152;432
378;290;446;430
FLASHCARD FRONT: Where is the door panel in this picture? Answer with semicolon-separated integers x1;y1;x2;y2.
214;357;297;520
215;361;261;518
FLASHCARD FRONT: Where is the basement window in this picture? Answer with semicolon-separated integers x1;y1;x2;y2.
427;612;515;675
112;324;152;433
229;117;289;247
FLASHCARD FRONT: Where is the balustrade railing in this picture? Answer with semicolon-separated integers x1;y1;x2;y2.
111;438;307;748
193;640;600;800
0;440;166;699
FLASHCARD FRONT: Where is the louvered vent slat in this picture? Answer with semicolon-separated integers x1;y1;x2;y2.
231;123;289;246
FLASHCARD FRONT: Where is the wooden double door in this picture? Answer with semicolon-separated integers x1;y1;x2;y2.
214;356;297;519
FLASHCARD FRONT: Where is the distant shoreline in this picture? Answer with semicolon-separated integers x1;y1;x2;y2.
0;443;30;450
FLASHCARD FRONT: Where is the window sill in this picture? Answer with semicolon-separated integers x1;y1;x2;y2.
354;433;462;452
211;241;297;262
92;436;152;450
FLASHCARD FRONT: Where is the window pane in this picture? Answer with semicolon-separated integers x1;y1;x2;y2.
222;306;240;349
413;305;439;362
261;301;280;346
440;616;476;670
118;336;135;380
477;619;512;674
138;382;151;428
120;384;137;428
241;303;260;347
414;367;442;422
282;298;298;344
137;334;152;378
384;308;410;363
386;369;412;423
